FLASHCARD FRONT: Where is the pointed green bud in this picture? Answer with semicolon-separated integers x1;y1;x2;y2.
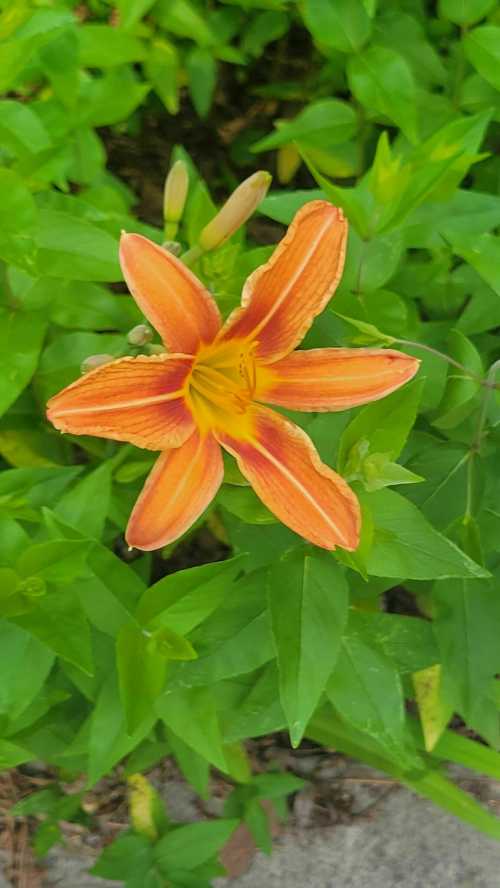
163;159;189;239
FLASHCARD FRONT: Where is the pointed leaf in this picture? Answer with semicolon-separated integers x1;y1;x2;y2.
268;551;348;747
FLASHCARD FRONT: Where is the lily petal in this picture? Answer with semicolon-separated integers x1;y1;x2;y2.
126;432;223;550
47;355;195;450
120;234;221;354
217;201;347;362
216;406;360;550
257;348;420;411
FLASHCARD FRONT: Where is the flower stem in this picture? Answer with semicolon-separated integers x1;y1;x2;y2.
181;244;203;267
395;338;499;388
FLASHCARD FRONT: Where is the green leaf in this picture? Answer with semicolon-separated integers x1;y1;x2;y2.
0;100;51;156
88;671;156;786
464;25;500;91
268;550;348;747
241;11;288;58
433;577;500;734
408;768;500;840
151;627;197;661
452;232;500;297
0;169;37;268
169;572;274;689
38;28;80;110
34;210;121;282
165;728;210;799
252;99;358;152
366;489;490;580
440;0;497;25
78;24;146;67
17;540;90;583
13;588;93;675
302;0;371;53
54;464;112;539
35;331;123;401
117;0;157;29
144;39;179;114
81;68;150;127
433;330;482;430
135;555;246;634
0;622;54;721
91;832;154;881
431;727;500;779
219;664;285;743
0;738;31;769
117;623;168;735
0;35;42;93
333;312;396;346
348;610;439;673
338;379;423;472
156;686;227;771
328;635;419;768
259;189;325;225
154;0;216;46
218;485;276;524
11;787;61;816
186;47;216;118
347;46;418;142
0;308;46;418
360;453;423;492
154;820;238;875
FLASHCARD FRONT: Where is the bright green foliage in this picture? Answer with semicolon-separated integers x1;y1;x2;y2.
1;0;500;883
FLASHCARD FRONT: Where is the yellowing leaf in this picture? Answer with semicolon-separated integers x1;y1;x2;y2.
127;774;159;841
413;664;453;752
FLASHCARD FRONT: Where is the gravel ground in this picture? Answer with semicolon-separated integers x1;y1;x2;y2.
2;769;500;887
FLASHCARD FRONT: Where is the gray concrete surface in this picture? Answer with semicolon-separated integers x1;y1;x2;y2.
2;778;500;886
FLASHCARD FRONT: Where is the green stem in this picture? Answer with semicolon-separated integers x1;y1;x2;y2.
463;358;500;524
395;338;496;388
471;358;500;452
181;244;203;267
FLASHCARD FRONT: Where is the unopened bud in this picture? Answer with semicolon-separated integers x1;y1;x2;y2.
198;170;272;252
162;240;182;256
80;354;115;374
277;143;301;185
163;159;189;239
127;324;153;346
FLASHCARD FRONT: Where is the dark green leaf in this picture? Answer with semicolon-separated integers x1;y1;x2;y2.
268;551;348;747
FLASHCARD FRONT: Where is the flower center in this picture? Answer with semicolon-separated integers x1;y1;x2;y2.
187;340;257;432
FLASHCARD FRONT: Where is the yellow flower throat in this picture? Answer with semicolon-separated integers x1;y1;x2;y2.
187;340;258;434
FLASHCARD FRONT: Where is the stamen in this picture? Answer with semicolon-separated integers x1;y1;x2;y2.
189;341;258;426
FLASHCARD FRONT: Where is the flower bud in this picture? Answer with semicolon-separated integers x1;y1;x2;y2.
162;240;182;256
198;170;272;252
80;354;115;375
277;143;301;185
127;324;153;346
163;159;189;239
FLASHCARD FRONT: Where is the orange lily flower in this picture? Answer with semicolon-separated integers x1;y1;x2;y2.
47;201;419;552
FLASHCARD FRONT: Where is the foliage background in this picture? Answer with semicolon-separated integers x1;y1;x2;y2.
2;0;500;884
